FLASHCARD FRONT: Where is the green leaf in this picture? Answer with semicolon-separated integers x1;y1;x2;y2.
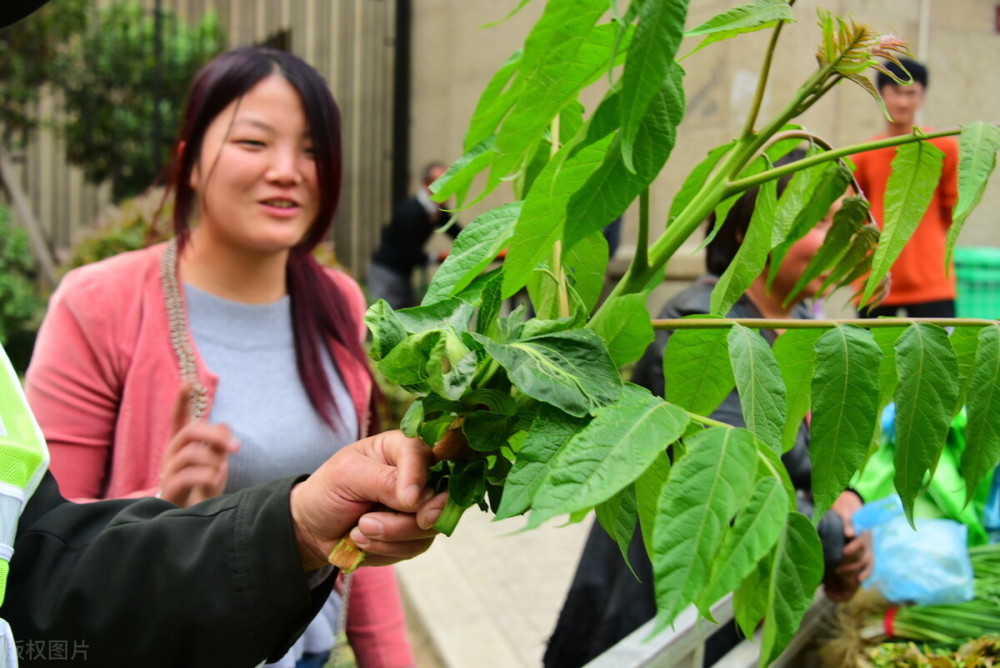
669;142;735;223
492;4;617;185
773;329;822;453
365;300;406;362
844;72;892;123
788;196;868;303
652;427;757;629
871;327;907;446
528;385;689;527
962;325;1000;504
562;229;609;314
495;405;589;520
769;163;851;290
728;325;786;453
682;0;793;59
395;298;475;334
893;324;960;524
377;330;441;393
809;325;882;520
426;332;478;402
399;399;424;438
663;324;735;416
501;132;616;298
770;160;826;247
951;326;981;413
759;513;824;665
619;0;690;172
377;329;475;401
595;484;639;569
462;411;520;453
422;202;522;304
476;273;504;337
431;136;499;206
948;123;1000;266
817;224;879;297
635;451;671;560
564;62;684;249
696;475;789;612
587;293;655;367
733;551;772;639
448;459;488;508
472;329;623;417
463;50;523;151
862;140;945;304
710;177;778;315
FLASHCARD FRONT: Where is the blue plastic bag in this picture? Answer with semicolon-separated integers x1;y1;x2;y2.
852;495;974;605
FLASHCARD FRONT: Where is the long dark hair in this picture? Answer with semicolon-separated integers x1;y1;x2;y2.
161;46;372;432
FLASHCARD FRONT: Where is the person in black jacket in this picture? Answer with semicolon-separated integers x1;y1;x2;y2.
544;161;873;668
367;162;461;309
4;430;445;667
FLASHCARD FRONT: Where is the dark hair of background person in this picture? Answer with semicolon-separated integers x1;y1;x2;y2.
876;57;928;91
705;148;805;275
159;46;376;430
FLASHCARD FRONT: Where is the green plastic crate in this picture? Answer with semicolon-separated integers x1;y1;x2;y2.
955;246;1000;319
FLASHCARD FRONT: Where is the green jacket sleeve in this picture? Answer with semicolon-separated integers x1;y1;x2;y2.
4;472;333;667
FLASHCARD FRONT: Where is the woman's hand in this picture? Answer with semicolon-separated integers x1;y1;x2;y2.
158;385;240;507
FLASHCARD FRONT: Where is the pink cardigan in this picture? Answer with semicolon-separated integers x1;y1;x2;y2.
25;243;414;668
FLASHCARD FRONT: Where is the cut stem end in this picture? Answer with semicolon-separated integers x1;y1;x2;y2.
328;536;367;574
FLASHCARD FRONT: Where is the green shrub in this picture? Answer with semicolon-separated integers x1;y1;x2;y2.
63;187;170;271
0;206;43;346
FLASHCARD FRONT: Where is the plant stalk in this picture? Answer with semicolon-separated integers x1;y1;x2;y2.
740;12;789;138
725;128;965;198
651;317;999;330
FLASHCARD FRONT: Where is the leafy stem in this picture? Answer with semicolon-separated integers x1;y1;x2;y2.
651;317;999;330
740;13;790;139
724;127;965;198
687;412;732;430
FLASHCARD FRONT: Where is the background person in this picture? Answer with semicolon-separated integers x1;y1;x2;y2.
367;161;461;309
853;57;959;317
25;46;413;668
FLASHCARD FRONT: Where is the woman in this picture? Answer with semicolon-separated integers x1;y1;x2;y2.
26;47;414;668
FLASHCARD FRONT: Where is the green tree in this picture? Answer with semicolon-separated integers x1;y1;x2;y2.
59;2;227;200
0;0;88;146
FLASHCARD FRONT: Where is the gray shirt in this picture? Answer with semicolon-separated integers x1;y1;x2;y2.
184;284;359;494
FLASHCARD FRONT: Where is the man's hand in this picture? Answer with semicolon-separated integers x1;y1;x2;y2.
289;430;447;570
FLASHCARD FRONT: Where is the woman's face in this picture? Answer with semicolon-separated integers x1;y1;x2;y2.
190;73;319;256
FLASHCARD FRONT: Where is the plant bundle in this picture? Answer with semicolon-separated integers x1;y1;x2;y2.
338;1;1000;664
820;545;1000;665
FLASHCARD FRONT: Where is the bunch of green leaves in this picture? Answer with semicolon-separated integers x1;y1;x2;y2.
0;206;42;345
57;2;227;200
367;0;1000;664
